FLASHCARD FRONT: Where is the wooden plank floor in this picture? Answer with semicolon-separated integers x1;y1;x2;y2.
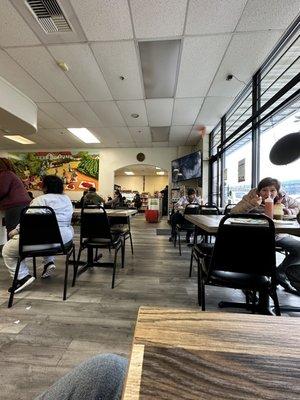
0;215;299;399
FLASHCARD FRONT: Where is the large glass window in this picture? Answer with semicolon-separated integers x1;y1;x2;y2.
224;133;252;204
259;107;300;200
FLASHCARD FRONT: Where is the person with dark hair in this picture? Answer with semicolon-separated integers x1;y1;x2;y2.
169;188;201;242
0;157;31;235
231;177;300;294
105;189;123;209
2;175;74;293
160;185;169;216
133;192;142;210
79;190;88;208
83;187;104;207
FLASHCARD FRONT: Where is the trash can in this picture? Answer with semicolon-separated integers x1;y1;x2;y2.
145;210;159;223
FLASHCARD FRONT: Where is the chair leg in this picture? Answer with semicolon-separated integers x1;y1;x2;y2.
201;280;206;311
197;257;201;306
71;245;77;287
189;247;194;277
178;232;182;256
129;232;134;255
32;257;37;278
112;248;118;289
63;252;69;301
271;288;281;316
73;246;82;286
8;259;22;308
121;238;125;269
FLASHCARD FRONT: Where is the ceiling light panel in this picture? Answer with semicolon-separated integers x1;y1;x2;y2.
172;98;204;125
117;100;148;126
48;44;112;101
176;35;231;98
68;128;100;143
0;0;40;47
7;46;83;102
130;0;187;39
185;0;246;35
151;127;170;142
125;171;134;175
208;31;282;97
91;41;143;100
70;0;133;41
145;98;174;126
88;102;126;127
3;135;35;144
156;171;165;175
139;40;181;99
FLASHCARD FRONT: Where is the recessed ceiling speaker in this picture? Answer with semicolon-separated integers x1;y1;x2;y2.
269;132;300;165
136;153;145;162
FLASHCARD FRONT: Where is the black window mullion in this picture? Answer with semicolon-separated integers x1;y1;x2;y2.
252;70;261;188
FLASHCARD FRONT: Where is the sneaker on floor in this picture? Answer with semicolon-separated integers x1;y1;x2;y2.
41;262;56;278
8;275;35;293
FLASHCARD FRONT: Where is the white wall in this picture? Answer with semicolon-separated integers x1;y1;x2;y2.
115;175;168;195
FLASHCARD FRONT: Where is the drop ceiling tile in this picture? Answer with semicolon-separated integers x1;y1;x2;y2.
186;128;201;145
0;50;54;102
237;0;300;31
37;129;79;147
91;41;144;100
117;100;148;126
87;127;118;144
107;127;134;143
48;44;112;101
70;0;133;41
129;127;152;143
0;0;40;47
7;47;83;102
62;102;104;127
130;0;187;38
208;31;283;97
37;110;62;129
169;126;192;141
176;35;232;98
186;0;247;35
196;97;234;126
152;142;169;147
37;103;81;128
172;98;204;125
88;102;126;126
145;99;174;126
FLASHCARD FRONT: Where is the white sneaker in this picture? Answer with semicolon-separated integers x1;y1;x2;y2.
41;263;56;278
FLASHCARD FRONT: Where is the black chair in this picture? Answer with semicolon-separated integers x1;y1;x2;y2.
197;213;280;316
224;203;237;214
8;206;76;308
174;205;200;256
74;206;124;289
109;215;134;255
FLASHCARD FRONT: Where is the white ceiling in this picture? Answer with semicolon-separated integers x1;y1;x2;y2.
115;163;168;176
0;0;299;150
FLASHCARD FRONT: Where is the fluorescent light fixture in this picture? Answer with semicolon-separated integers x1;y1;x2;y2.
139;40;181;98
67;128;100;144
156;171;165;175
125;171;134;175
155;166;161;170
4;135;35;144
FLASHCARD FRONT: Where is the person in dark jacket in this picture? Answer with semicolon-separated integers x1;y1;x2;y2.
83;187;104;207
0;158;31;234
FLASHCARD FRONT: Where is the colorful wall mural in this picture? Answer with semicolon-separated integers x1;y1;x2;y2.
10;151;99;191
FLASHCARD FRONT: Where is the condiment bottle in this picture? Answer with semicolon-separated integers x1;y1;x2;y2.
264;195;274;219
274;203;284;220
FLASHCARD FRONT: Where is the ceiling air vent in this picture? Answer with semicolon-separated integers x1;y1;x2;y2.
25;0;72;34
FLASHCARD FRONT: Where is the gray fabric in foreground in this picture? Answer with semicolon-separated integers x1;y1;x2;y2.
35;354;128;400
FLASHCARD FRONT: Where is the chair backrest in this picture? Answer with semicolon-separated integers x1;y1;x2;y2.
19;206;64;254
209;213;276;278
224;203;237;214
199;205;220;215
183;204;200;215
80;206;112;241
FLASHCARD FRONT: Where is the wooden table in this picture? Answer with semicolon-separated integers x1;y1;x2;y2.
185;214;300;236
122;307;300;400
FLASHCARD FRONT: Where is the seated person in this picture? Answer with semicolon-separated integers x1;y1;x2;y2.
105;189;123;209
83;187;104;207
169;188;201;242
2;175;74;293
34;353;127;400
230;177;300;294
79;190;88;208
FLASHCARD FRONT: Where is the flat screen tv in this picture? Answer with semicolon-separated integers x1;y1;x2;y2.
171;151;202;183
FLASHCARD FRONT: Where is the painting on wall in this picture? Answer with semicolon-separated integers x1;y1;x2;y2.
9;151;99;191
